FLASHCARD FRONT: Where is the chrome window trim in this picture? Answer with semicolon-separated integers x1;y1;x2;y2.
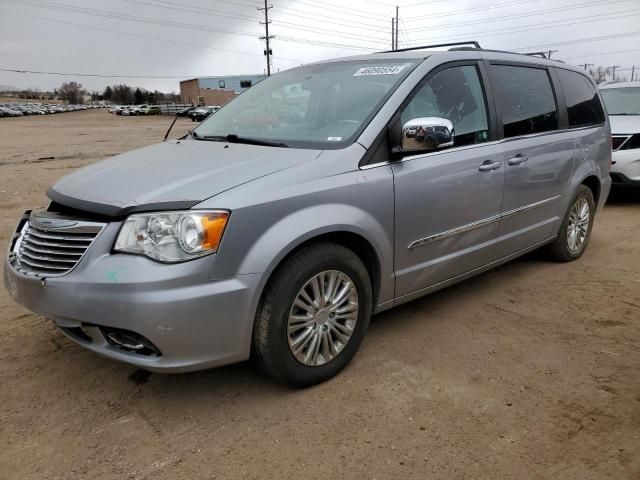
408;195;561;249
359;141;501;170
612;135;632;151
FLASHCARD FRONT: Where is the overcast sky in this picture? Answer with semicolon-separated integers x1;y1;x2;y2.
0;0;639;93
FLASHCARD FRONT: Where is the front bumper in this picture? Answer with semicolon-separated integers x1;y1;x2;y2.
611;149;640;182
4;225;262;372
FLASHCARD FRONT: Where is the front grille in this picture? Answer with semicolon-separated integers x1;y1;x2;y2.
10;210;105;277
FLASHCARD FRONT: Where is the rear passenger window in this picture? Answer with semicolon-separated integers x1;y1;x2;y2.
491;65;558;138
557;69;605;127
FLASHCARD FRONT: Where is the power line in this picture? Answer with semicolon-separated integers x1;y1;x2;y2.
513;31;640;51
14;0;383;51
275;4;388;29
129;0;388;41
403;0;634;33
15;0;262;37
564;47;640;60
0;67;206;79
123;0;256;22
403;0;545;22
276;35;377;51
285;0;390;23
407;9;640;44
401;1;446;6
0;8;303;63
271;9;388;34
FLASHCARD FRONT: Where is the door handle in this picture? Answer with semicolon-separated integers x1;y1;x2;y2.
508;154;529;166
478;160;502;172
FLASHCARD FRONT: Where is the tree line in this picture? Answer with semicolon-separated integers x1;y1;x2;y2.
100;85;180;105
0;81;179;104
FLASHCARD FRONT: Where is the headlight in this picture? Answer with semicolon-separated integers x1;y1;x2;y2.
114;210;229;262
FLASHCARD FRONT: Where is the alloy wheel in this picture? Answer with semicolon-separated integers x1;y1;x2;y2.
287;270;359;367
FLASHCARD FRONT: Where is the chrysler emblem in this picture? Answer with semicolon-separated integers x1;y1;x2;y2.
30;215;78;230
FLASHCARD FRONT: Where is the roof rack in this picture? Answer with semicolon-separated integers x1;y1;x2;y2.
378;41;481;54
523;51;548;59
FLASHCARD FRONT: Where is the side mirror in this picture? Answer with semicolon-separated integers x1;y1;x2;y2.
401;117;454;153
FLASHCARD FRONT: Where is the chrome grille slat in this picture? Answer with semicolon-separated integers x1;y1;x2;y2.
26;230;95;242
17;257;70;271
10;212;105;277
21;235;88;250
20;250;79;264
21;244;83;258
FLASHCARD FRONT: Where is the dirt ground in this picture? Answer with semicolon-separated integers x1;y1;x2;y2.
0;110;639;480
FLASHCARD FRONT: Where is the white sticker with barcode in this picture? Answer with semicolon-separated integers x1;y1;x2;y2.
353;65;407;76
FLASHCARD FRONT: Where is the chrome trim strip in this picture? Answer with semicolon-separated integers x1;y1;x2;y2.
408;194;561;249
408;213;501;249
500;195;561;219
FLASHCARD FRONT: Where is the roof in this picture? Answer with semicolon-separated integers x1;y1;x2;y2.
307;43;575;72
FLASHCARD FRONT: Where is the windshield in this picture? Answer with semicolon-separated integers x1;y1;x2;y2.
600;87;640;115
193;59;419;148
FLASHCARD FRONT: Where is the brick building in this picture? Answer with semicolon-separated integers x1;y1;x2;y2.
179;74;266;106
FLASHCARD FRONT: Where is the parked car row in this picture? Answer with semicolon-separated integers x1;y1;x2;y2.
175;105;221;122
109;105;161;116
0;103;105;118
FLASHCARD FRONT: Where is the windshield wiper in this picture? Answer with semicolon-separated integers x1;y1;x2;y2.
193;133;288;148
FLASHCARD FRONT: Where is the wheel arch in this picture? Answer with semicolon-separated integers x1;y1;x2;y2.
580;174;601;206
262;231;382;309
248;229;384;360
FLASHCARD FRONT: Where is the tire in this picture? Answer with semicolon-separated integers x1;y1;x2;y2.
548;185;595;261
253;242;372;387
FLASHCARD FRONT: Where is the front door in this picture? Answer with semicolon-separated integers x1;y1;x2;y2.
392;63;505;298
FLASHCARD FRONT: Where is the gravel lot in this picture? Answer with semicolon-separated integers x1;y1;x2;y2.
1;110;639;480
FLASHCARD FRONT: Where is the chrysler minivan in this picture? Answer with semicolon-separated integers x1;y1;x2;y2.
4;45;611;386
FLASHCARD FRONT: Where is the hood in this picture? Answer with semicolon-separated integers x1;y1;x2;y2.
609;115;640;135
48;139;322;217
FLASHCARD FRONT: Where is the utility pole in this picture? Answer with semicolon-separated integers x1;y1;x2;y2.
395;6;399;50
611;65;621;81
631;65;636;81
391;18;395;51
547;49;558;59
258;1;273;76
579;63;593;71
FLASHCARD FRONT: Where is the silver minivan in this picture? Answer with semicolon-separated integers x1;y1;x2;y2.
4;45;611;386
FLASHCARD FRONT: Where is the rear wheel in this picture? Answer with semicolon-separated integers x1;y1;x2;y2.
548;185;595;261
253;243;372;387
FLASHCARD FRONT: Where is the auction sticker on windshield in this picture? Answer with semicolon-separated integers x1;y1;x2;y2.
353;65;408;76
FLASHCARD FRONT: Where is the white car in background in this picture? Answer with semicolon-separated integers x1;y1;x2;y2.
600;81;640;187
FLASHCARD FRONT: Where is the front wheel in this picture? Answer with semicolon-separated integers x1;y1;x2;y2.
253;243;372;387
548;185;595;261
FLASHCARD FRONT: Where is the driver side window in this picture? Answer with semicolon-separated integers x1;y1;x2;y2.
401;65;490;147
